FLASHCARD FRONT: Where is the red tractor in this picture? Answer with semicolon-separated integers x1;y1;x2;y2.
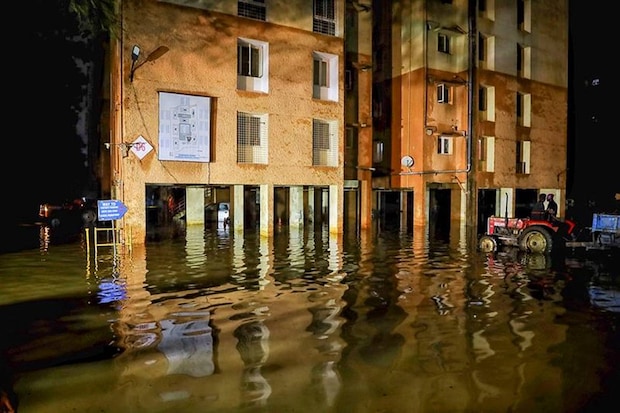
478;215;577;254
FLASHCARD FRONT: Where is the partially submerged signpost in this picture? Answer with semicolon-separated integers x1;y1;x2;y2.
85;200;129;258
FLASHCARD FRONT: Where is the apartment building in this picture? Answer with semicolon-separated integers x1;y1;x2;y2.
104;0;347;243
102;0;569;245
361;0;568;241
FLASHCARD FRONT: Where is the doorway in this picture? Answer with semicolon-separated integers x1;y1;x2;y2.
429;188;451;241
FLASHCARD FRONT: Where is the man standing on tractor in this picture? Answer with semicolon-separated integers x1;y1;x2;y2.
546;193;558;218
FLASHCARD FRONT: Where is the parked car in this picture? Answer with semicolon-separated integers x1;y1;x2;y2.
39;197;98;229
204;202;230;226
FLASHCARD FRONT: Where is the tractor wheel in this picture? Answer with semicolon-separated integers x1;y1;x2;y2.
519;227;553;254
478;235;498;253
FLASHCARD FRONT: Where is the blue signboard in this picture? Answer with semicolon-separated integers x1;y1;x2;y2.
97;199;128;221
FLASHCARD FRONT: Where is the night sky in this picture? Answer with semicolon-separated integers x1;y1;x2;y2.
3;0;617;225
568;0;617;214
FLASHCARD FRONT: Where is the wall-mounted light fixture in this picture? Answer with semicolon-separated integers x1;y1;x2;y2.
347;122;370;129
356;166;376;171
129;44;169;82
425;126;437;135
104;142;135;158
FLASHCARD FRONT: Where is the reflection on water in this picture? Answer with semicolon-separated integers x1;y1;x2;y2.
1;228;619;413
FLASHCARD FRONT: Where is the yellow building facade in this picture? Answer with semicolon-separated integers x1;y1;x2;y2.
363;0;568;243
106;0;347;244
103;0;569;246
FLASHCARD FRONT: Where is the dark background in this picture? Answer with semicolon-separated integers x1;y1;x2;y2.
3;0;617;226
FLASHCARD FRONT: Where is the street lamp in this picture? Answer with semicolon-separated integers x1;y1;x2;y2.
129;44;169;82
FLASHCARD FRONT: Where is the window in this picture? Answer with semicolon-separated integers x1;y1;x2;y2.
479;85;495;122
312;119;338;166
345;127;355;149
478;136;495;172
437;83;450;103
517;44;531;79
516;140;531;174
517;0;531;32
237;112;268;164
313;0;336;36
237;38;269;93
437;136;453;155
478;34;495;70
345;69;353;91
315;60;328;87
373;101;383;120
438;33;450;54
478;33;485;61
373;140;384;163
517;92;531;127
313;52;338;101
238;41;262;78
238;0;266;21
478;87;487;111
478;0;495;20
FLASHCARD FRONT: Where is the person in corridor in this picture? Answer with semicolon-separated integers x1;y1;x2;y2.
531;193;547;220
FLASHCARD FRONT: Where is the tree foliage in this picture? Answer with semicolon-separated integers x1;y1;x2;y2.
69;0;119;38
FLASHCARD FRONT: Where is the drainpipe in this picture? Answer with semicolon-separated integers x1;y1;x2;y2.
465;0;477;236
466;0;475;176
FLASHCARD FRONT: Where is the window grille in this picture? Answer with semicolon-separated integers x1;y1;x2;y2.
313;0;336;35
237;112;268;164
238;0;266;21
312;119;338;166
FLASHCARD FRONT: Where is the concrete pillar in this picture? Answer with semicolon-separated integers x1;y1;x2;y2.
329;184;340;235
289;186;304;229
360;178;373;231
400;191;408;232
307;187;315;225
233;184;244;234
259;184;273;238
186;186;205;226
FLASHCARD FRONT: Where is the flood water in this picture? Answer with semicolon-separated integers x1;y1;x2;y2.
1;225;619;413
